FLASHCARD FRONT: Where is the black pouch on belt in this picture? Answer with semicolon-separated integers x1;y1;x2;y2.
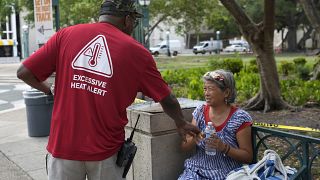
116;115;140;178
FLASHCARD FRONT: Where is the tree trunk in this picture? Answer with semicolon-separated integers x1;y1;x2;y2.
281;29;285;51
297;26;313;50
287;25;298;52
186;33;191;49
220;0;294;112
312;32;319;49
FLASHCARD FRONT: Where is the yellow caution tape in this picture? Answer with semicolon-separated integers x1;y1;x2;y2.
130;100;320;133
254;122;320;132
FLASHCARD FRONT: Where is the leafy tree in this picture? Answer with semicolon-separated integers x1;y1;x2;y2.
275;0;311;52
18;0;101;28
0;0;22;33
299;0;320;34
0;0;19;20
59;0;101;27
237;0;311;51
299;0;320;77
18;0;33;25
206;0;240;39
9;0;212;45
147;0;178;44
171;0;213;35
219;0;294;112
148;0;214;44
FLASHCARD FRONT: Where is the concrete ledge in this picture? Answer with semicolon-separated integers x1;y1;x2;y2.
127;98;202;134
125;98;203;180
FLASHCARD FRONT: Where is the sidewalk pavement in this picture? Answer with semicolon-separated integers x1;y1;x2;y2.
0;107;48;180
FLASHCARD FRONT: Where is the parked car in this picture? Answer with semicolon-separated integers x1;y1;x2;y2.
229;40;250;50
192;40;223;54
149;40;182;56
223;44;247;52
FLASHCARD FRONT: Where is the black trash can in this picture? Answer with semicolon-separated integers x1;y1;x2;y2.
23;89;53;137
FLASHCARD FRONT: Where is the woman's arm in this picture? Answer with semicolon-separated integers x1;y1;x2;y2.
207;126;253;164
226;126;253;164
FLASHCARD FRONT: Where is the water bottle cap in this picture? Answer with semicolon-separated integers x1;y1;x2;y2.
208;122;213;125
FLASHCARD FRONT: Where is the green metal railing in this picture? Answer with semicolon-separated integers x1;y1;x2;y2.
252;126;320;180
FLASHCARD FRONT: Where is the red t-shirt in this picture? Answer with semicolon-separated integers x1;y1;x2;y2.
23;23;170;161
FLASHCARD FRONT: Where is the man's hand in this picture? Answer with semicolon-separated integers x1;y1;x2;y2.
159;93;200;141
177;121;201;142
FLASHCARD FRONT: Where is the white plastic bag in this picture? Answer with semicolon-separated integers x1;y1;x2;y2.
226;149;296;180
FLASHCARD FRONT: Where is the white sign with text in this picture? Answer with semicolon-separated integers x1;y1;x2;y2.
33;0;54;44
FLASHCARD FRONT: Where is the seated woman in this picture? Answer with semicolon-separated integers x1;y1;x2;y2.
178;69;253;180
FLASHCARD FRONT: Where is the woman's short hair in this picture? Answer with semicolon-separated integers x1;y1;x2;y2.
203;69;237;104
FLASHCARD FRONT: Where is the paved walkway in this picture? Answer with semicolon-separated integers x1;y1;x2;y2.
0;107;48;180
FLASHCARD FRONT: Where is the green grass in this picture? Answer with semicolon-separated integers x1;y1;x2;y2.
154;53;318;70
154;56;210;70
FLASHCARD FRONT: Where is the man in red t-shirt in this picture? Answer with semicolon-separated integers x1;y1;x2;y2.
17;0;200;179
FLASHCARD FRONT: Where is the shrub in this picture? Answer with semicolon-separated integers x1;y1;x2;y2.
234;71;260;103
311;56;320;80
246;58;259;73
222;58;243;74
249;58;257;66
161;67;208;98
281;79;320;106
296;66;310;80
161;69;186;85
161;65;320;106
208;57;244;74
293;57;307;67
208;57;224;71
280;61;295;76
188;77;204;100
314;56;320;68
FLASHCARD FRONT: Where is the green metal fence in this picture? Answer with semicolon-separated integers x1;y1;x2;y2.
252;126;320;180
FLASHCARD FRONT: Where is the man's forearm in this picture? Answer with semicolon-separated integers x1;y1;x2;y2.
160;93;185;127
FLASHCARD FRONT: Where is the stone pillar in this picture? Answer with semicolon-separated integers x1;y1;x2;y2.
125;98;203;180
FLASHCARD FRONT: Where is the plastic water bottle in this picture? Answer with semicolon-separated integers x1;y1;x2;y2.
205;122;216;155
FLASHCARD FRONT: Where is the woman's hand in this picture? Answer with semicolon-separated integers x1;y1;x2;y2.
205;134;228;152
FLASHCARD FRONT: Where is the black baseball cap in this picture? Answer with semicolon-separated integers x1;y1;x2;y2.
100;0;143;18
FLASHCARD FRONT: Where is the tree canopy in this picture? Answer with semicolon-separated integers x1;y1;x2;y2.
0;0;313;44
15;0;102;27
0;0;21;24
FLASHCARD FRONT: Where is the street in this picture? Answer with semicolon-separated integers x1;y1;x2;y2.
0;63;31;112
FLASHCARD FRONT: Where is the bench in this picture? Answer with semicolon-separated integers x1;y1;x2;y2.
252;126;320;180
